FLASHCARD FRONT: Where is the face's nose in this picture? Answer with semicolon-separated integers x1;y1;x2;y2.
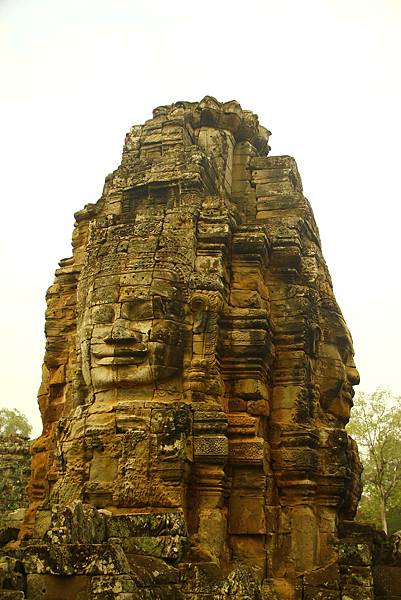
346;359;360;386
104;319;144;344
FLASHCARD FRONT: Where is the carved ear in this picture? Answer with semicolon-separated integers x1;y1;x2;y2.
191;296;210;334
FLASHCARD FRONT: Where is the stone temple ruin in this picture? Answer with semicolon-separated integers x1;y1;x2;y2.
1;97;400;599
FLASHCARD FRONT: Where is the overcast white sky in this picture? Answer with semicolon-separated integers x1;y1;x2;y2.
1;0;400;437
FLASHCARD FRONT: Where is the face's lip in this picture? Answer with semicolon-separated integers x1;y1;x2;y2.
97;356;147;366
341;384;355;404
93;346;147;357
92;346;148;365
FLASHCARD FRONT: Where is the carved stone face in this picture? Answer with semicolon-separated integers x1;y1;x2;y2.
79;290;185;392
317;310;360;423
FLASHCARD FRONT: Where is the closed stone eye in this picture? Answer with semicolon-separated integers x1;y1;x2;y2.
150;322;182;345
92;305;115;324
121;299;154;320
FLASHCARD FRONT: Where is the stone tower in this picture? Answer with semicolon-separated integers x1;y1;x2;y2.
14;98;367;598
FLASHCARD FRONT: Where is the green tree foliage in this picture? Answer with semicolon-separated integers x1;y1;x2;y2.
347;388;401;534
0;408;32;437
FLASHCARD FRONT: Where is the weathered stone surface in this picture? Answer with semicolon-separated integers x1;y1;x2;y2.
0;556;24;597
106;512;186;539
26;574;90;600
0;436;31;531
23;543;130;575
1;97;384;598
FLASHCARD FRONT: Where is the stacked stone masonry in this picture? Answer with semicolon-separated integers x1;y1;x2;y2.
1;97;400;599
0;436;30;528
